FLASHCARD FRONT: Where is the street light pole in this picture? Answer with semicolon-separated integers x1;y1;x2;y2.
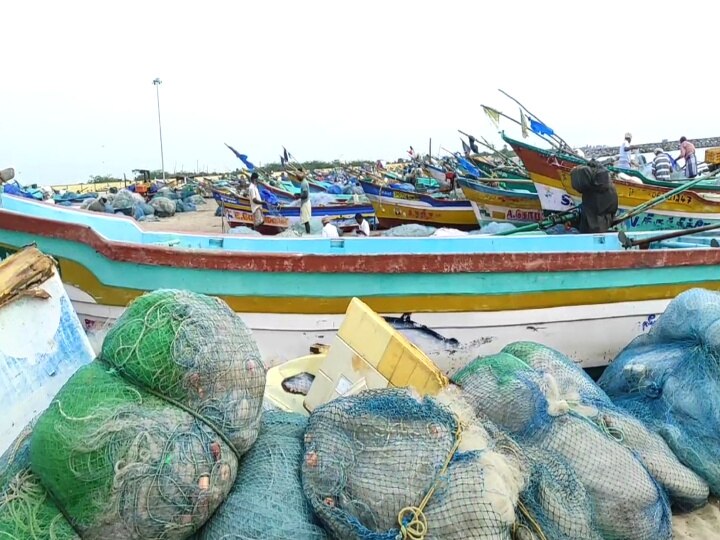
152;78;165;181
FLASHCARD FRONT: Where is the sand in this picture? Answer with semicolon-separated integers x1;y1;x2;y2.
674;498;720;539
138;200;225;233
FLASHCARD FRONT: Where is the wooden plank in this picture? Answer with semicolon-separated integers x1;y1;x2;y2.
0;246;56;310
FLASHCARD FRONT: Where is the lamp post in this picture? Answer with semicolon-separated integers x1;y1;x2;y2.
152;78;165;181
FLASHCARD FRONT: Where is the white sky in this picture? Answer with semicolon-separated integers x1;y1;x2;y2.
2;0;716;184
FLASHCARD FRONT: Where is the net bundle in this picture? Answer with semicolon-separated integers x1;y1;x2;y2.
197;411;327;540
0;425;78;540
599;288;720;496
29;289;266;539
453;343;673;540
302;387;525;540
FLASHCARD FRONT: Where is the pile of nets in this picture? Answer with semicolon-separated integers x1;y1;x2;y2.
112;189;143;211
451;342;701;540
27;289;266;539
599;288;720;496
0;425;78;539
302;387;526;540
150;196;176;217
382;223;437;237
197;411;326;539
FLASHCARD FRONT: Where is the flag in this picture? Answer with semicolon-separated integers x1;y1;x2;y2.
529;118;554;137
482;106;501;127
461;138;472;156
283;147;289;164
520;110;529;139
468;136;479;153
225;143;255;170
280;154;286;166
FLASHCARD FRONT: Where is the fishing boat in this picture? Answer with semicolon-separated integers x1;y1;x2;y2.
212;188;375;233
359;179;478;229
5;192;720;370
0;246;94;453
424;162;448;183
458;176;544;225
505;134;720;231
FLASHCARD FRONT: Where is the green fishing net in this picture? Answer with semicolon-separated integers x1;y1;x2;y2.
30;362;238;539
0;425;78;540
27;289;267;539
99;289;266;455
197;411;327;540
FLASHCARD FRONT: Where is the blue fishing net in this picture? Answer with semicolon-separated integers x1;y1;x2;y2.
453;344;677;540
302;388;525;540
197;411;326;539
599;288;720;497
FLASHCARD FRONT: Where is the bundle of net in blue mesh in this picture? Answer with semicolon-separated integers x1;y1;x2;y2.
196;410;327;540
600;288;720;497
453;342;707;540
301;387;527;540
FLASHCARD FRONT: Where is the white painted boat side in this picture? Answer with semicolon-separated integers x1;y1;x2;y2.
68;282;665;373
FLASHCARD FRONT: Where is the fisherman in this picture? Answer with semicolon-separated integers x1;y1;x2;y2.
248;172;264;229
298;170;312;234
678;136;698;178
618;132;639;169
570;160;618;234
355;213;371;236
651;148;673;181
321;216;339;238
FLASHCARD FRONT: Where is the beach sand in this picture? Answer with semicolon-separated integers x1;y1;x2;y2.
138;200;224;233
674;498;720;539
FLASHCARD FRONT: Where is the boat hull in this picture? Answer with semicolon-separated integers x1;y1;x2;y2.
359;180;477;230
507;135;720;231
69;286;665;370
458;177;544;225
5;193;720;369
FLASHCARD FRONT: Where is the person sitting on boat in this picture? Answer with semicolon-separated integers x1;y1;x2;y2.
678;136;698;178
651;148;673;181
248;172;264;230
570;160;618;234
618;132;639;169
298;171;312;234
321;216;340;238
355;213;371;236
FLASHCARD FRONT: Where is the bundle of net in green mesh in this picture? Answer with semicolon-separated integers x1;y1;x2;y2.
28;289;266;539
196;411;327;540
0;425;78;540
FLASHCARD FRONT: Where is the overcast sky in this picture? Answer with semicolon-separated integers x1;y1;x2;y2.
3;0;715;184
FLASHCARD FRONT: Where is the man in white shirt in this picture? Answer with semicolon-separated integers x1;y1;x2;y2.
355;213;371;236
321;216;339;238
248;172;264;229
618;132;639;170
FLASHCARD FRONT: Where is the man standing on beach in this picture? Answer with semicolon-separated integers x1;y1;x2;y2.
299;171;312;234
678;137;698;178
248;172;264;229
618;132;639;170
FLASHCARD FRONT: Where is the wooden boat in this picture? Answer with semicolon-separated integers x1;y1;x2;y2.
359;179;477;229
505;134;720;231
5;192;717;370
212;188;375;233
458;176;545;225
424;163;448;183
0;246;94;453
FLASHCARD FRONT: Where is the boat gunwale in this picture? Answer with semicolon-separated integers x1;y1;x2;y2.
3;207;720;274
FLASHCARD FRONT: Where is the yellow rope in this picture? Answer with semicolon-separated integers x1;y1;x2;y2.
513;500;548;540
397;421;464;540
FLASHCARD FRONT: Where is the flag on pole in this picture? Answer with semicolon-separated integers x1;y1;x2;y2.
520;110;529;139
529;118;555;137
482;106;501;127
461;138;472;156
225;143;255;170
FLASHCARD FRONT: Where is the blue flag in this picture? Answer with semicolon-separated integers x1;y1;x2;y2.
225;143;256;170
529;119;554;137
